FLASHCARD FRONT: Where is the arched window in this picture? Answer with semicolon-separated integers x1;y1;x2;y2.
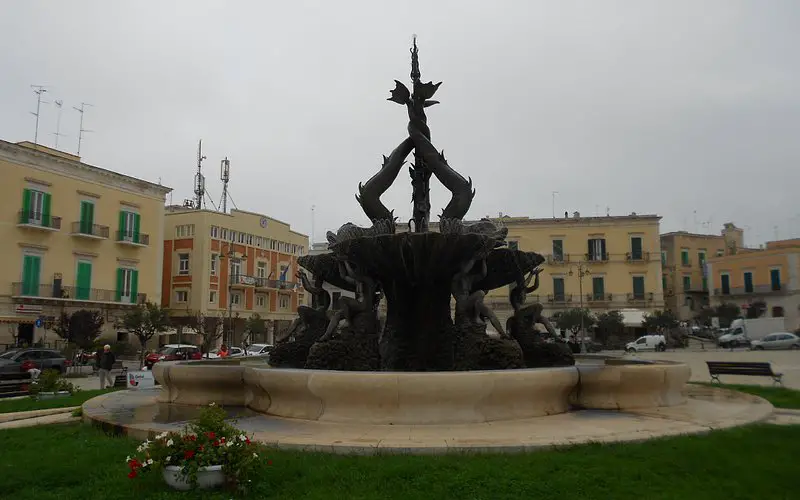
772;306;784;318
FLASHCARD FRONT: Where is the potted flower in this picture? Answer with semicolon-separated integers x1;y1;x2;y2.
29;369;77;400
126;403;262;492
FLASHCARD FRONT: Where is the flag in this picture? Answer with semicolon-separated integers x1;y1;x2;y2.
279;265;289;282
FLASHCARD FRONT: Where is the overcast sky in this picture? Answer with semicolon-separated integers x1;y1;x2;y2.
2;1;799;247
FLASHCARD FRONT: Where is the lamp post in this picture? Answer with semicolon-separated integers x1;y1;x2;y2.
568;262;591;353
220;244;247;346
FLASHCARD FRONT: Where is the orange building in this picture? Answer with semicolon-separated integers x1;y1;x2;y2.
161;206;309;346
707;238;800;330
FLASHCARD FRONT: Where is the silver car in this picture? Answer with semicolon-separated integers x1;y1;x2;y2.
750;332;800;351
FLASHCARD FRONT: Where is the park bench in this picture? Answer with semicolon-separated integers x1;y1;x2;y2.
113;366;128;388
0;372;33;398
706;361;783;386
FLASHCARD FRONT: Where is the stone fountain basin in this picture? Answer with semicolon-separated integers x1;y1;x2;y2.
152;358;691;425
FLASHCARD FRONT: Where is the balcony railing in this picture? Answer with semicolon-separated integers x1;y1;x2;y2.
115;231;150;246
586;293;614;303
714;284;786;296
546;254;570;265
230;274;257;287
681;260;692;268
70;221;109;239
626;292;655;303
253;277;300;290
547;293;573;304
584;253;610;263
626;251;651;263
11;283;146;304
16;210;61;230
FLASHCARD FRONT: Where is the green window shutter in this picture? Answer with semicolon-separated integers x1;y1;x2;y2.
21;188;31;223
80;202;89;233
29;255;41;296
115;268;124;301
633;276;645;297
119;211;127;240
41;192;52;227
721;275;730;294
130;269;139;303
631;238;642;259
770;269;781;290
22;256;33;295
133;213;141;244
592;277;604;297
76;262;92;300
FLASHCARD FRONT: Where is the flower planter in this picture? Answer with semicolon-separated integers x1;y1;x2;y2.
37;391;72;400
162;465;225;491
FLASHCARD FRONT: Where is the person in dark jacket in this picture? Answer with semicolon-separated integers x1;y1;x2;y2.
98;344;116;389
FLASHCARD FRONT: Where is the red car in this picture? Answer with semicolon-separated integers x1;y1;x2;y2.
144;344;201;370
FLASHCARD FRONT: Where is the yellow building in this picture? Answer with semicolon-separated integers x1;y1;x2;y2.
0;140;172;347
161;206;309;346
660;223;744;321
707;238;800;330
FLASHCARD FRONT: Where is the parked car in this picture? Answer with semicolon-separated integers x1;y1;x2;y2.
0;348;71;374
625;335;667;353
245;344;273;356
205;347;245;359
144;344;201;369
750;332;800;351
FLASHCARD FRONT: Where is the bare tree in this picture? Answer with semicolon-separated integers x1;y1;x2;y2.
120;302;171;368
187;311;225;357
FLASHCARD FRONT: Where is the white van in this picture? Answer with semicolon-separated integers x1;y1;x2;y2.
625;335;667;353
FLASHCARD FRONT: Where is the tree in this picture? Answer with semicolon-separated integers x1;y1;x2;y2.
188;311;225;356
53;309;104;349
745;300;767;319
121;302;171;367
715;303;741;328
243;313;267;347
553;308;595;337
594;310;625;344
641;310;679;334
694;306;715;327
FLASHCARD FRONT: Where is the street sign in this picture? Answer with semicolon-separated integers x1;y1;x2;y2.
127;371;155;390
34;318;43;328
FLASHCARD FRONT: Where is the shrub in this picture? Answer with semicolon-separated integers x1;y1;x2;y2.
29;369;78;396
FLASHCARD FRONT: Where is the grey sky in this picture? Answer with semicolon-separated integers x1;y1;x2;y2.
2;1;799;247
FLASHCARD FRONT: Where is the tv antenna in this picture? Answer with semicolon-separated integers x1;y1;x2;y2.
52;100;66;149
219;157;231;213
551;191;559;218
73;102;93;155
30;85;48;145
311;205;316;245
194;140;207;210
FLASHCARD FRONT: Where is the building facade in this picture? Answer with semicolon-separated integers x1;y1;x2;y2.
161;206;309;346
660;223;744;321
707;238;800;331
0;140;172;347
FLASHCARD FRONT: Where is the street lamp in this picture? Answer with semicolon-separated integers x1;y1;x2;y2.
568;262;591;353
220;244;247;346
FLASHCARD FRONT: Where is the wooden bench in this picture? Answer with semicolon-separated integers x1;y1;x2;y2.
706;361;783;386
0;372;33;398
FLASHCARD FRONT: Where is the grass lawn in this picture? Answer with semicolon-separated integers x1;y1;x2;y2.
1;423;799;500
0;388;118;414
695;383;800;409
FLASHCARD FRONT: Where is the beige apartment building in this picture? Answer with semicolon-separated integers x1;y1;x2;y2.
0;140;171;347
161;206;309;346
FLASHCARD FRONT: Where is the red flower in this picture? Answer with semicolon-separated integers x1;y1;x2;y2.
128;459;141;470
206;432;216;439
199;445;205;452
184;450;195;459
213;440;220;447
267;459;273;466
220;437;226;443
245;438;251;444
128;471;137;479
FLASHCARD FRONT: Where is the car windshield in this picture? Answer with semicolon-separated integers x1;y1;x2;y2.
0;350;20;360
160;347;179;355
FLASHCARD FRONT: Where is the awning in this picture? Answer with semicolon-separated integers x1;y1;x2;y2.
0;316;37;324
620;309;646;328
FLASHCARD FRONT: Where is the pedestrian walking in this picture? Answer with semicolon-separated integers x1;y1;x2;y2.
98;344;116;389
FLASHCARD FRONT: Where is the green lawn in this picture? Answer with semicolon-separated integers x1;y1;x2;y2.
0;389;118;414
1;423;799;500
695;383;800;410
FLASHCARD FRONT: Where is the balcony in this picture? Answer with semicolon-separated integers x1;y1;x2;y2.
547;293;573;304
714;284;786;296
230;274;257;288
16;210;61;231
70;221;109;239
586;293;613;304
254;278;300;290
625;252;651;263
681;260;692;268
584;253;610;263
11;283;146;306
546;254;570;265
115;231;149;247
627;292;655;303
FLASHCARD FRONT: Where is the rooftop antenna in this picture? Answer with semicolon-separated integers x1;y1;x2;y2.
606;206;610;216
73;102;93;155
311;204;316;245
551;191;559;218
52;99;66;149
30;85;48;145
219;157;230;213
194;140;207;210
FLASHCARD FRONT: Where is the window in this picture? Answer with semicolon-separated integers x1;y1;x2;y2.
75;260;92;300
591;276;605;300
682;275;691;291
279;294;290;309
175;290;188;302
698;251;706;266
681;249;690;266
630;237;643;260
21;254;42;296
229;230;236;242
720;274;730;295
21;188;51;226
209;291;217;304
279;264;289;281
119;210;140;242
178;254;190;275
552;240;564;261
231;293;242;306
772;306;784;318
662;274;667;291
661;251;667;266
743;272;753;293
716;249;724;257
247;234;254;246
116;268;138;303
552;277;565;301
210;254;218;276
632;276;645;300
221;228;228;240
211;226;219;238
79;200;95;234
256;294;266;307
238;232;245;244
257;262;267;279
702;276;708;291
230;259;241;279
770;269;781;291
587;238;607;261
508;241;519;251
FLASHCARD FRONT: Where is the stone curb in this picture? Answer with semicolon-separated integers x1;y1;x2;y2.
0;412;81;430
0;406;80;424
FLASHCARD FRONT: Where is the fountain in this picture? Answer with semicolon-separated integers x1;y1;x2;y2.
82;39;773;453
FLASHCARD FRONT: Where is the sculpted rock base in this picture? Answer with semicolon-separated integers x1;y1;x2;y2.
453;323;525;371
